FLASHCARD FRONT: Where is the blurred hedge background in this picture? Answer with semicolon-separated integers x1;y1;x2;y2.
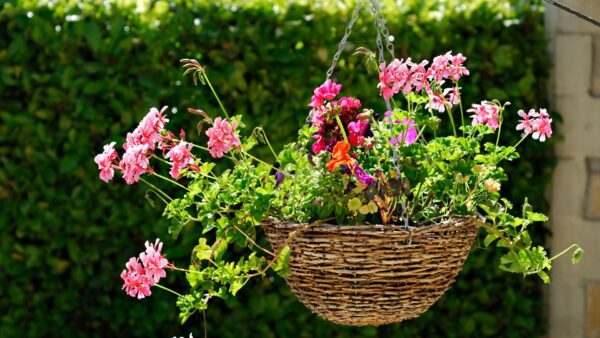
0;0;555;337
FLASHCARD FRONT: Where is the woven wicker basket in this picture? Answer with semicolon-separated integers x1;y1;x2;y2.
263;216;481;326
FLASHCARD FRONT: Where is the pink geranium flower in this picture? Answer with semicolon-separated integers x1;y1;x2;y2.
120;238;173;300
165;141;195;178
378;58;429;99
427;52;452;83
427;51;469;83
120;144;151;185
468;101;499;130
445;87;460;106
94;142;117;183
449;53;469;82
426;91;447;113
206;117;241;158
516;109;536;135
531;108;553;142
139;239;172;284
120;257;153;299
125;106;169;151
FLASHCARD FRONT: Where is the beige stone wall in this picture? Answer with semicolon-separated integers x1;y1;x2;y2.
547;3;600;338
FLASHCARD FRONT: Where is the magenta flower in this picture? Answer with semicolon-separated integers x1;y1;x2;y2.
531;108;553;142
311;134;327;154
120;257;153;299
94;142;117;183
390;118;418;146
353;165;376;186
516;109;536;135
468;101;499;130
348;120;370;147
165;141;195;179
119;144;151;185
308;80;342;108
206;117;241;158
338;96;362;111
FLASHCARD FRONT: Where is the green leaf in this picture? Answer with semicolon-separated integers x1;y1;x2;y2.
348;197;362;211
194;238;213;261
273;245;291;277
537;271;550;284
359;201;378;215
243;135;258;152
527;212;548;222
229;278;244;295
483;234;497;247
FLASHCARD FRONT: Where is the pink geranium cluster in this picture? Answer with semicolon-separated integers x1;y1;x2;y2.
94;106;200;183
378;51;469;102
94;142;118;183
425;87;460;113
120;106;169;184
428;52;469;83
121;239;173;300
468;101;500;130
378;52;468;114
165;141;194;178
516;108;553;142
205;117;241;158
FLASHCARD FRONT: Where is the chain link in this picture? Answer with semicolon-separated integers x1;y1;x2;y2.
369;0;395;58
325;1;363;81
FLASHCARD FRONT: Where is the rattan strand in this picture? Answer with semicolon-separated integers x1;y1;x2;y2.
263;216;481;326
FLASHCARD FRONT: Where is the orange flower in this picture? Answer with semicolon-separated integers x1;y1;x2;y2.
327;141;354;172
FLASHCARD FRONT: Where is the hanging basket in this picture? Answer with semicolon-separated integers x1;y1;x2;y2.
263;216;482;326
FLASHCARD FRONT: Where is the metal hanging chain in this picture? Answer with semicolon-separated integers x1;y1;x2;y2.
326;1;363;81
369;0;395;59
543;0;600;28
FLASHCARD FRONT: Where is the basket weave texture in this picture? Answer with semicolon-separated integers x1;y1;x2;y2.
263;216;481;326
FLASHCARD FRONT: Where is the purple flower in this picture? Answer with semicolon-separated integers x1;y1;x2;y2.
390;118;418;146
275;171;285;187
353;165;376;185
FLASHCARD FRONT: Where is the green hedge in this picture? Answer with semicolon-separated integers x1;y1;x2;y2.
0;0;553;337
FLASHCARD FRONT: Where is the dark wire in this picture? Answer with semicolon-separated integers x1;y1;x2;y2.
543;0;600;28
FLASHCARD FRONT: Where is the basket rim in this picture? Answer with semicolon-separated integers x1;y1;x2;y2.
264;214;484;234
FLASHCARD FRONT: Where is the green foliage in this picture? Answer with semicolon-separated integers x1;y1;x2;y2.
0;0;555;337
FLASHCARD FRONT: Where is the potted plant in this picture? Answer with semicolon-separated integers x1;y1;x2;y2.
94;7;582;327
94;52;582;326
